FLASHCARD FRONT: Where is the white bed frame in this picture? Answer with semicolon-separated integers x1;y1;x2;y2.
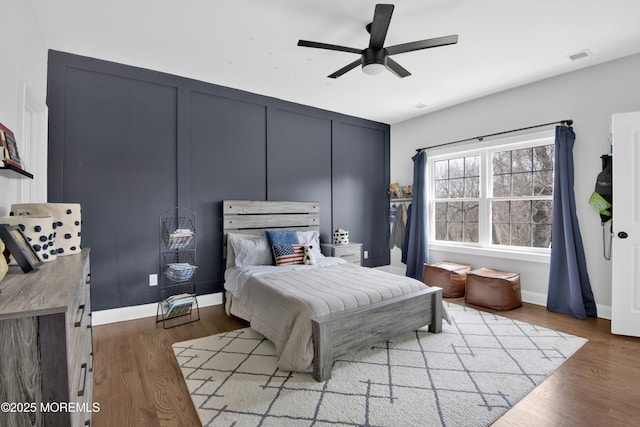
222;200;442;381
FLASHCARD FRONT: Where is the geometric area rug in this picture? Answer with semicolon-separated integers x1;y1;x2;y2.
173;303;587;427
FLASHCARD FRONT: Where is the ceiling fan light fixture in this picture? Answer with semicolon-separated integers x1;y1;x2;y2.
362;63;386;75
361;47;387;75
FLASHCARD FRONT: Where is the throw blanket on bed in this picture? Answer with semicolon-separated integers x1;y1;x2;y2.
226;263;437;372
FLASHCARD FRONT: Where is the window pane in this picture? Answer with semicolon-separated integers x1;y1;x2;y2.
512;172;533;196
533;170;553;195
492;223;510;245
463;202;479;221
533;145;554;171
464;222;478;243
511;200;532;223
490;200;553;248
435;155;480;200
447;202;463;221
464;177;479;197
434;201;480;243
435;180;449;198
449;158;464;178
493;174;511;197
465;155;480;177
533;224;552;247
492;201;510;222
512;224;531;246
435;160;448;180
449;178;464;198
533;200;552;224
448;222;463;241
512;148;533;172
493;151;511;174
435;202;447;221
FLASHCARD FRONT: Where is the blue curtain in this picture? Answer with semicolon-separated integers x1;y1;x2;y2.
405;150;428;280
547;126;597;319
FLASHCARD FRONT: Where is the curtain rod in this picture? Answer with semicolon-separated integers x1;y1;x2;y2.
415;119;573;152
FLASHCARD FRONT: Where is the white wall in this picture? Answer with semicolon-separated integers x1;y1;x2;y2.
390;52;640;318
0;0;48;216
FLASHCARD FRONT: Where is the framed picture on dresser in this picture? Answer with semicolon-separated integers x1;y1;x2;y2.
0;225;42;273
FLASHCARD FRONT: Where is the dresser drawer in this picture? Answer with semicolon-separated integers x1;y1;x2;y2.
321;243;363;265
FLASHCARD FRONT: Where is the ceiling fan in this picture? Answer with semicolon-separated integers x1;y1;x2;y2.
297;3;458;78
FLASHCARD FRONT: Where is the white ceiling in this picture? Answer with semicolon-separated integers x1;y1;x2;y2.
31;0;640;124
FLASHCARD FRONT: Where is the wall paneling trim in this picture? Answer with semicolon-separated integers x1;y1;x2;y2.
47;50;390;311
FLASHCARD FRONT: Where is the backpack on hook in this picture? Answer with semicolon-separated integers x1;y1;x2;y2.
588;154;612;259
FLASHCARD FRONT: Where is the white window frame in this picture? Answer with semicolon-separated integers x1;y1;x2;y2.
426;129;554;263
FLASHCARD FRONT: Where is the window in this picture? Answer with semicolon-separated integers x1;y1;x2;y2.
429;132;554;252
434;155;480;243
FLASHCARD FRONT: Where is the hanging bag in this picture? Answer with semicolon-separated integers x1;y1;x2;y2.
588;155;612;259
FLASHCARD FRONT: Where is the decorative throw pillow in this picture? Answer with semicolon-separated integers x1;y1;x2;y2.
297;230;325;259
272;243;306;266
265;230;299;264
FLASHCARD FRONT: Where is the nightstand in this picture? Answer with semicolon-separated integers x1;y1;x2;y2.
321;242;363;265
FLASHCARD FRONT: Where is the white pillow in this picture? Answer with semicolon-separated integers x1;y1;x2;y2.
228;233;272;267
297;230;325;259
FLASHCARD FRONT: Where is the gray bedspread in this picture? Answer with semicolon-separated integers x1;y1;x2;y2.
225;262;439;372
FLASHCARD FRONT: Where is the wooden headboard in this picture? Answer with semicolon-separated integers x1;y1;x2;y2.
222;200;320;257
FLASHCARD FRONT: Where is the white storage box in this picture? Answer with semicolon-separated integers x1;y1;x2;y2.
11;203;82;257
0;215;57;262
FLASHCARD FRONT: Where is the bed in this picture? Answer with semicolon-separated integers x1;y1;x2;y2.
222;200;444;381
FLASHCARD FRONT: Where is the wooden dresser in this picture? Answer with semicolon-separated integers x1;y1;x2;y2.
0;249;92;427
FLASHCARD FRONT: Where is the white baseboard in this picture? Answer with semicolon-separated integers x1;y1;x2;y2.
92;287;611;326
519;290;611;320
92;292;224;326
521;290;547;307
596;304;611;320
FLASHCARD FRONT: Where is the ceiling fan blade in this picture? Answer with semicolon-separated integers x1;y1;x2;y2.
368;4;394;48
298;40;362;54
385;57;411;78
386;35;459;56
328;58;363;79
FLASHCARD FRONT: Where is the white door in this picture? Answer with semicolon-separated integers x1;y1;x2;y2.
611;111;640;336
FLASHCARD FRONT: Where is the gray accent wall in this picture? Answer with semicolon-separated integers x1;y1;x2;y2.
333;122;390;267
47;50;390;311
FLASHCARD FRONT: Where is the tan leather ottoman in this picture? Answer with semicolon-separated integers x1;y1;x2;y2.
465;268;522;310
422;262;472;298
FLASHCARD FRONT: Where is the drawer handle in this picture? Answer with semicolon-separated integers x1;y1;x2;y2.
78;363;87;397
340;253;357;258
75;304;85;327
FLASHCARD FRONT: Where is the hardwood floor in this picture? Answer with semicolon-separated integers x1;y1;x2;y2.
91;301;640;427
91;306;247;427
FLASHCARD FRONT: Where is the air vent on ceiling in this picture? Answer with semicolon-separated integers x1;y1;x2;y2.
568;49;592;61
